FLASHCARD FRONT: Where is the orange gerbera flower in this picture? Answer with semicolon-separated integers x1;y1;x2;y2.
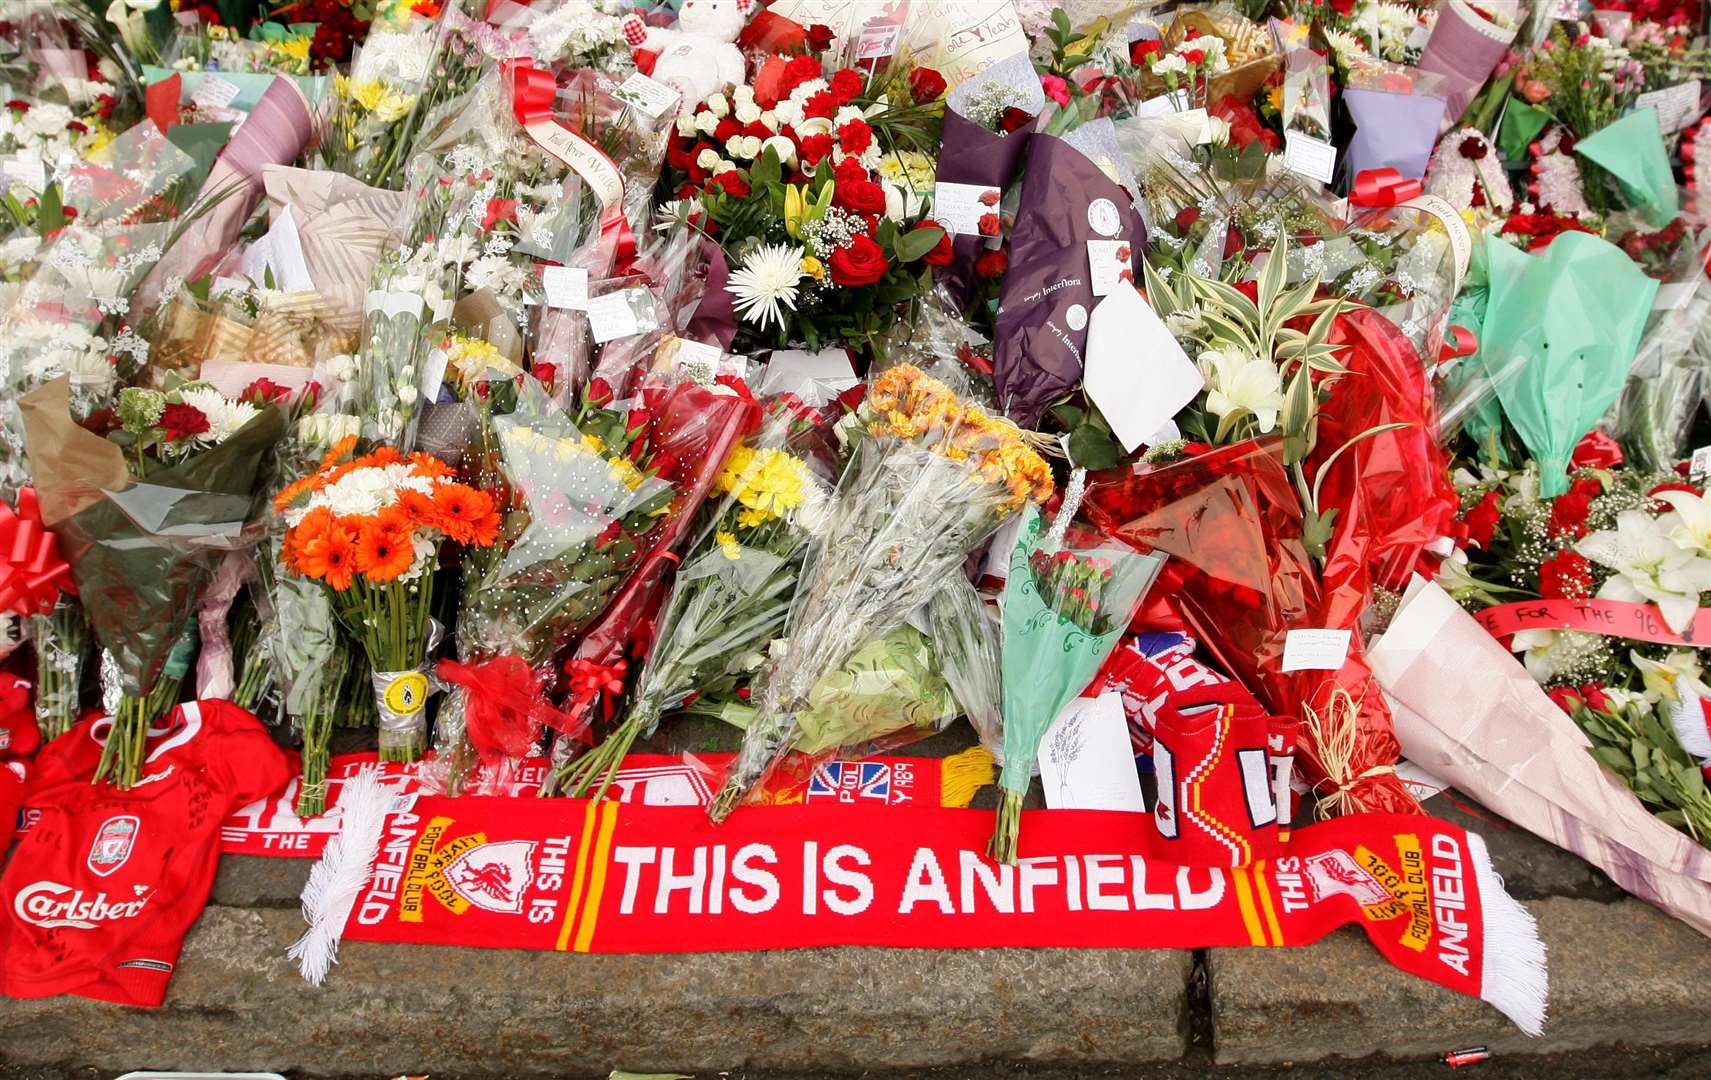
296;523;359;591
407;452;454;479
396;488;439;528
432;484;491;544
282;506;335;572
317;434;360;472
273;474;323;514
355;521;415;582
467;505;502;548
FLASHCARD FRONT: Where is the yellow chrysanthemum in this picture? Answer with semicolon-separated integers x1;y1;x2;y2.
716;531;741;560
717;446;808;525
875;150;936;192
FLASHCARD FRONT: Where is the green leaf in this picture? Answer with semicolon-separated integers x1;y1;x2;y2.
1280;365;1314;465
1067;421;1124;470
1256;232;1288;329
1301;506;1337;557
893;223;944;263
751;146;782;188
1050;402;1088;429
1590;745;1632;774
37;182;64;235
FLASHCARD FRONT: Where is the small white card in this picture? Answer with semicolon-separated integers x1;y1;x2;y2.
932;181;1002;238
1281;628;1352;672
1135;90;1190;117
191;75;242;110
1087;238;1135;297
1284;130;1337;185
1039;693;1146;813
239;204;314;293
1634;80;1702;135
1082;287;1204;453
615;72;680;119
542;265;590;310
585;289;650;344
1396;759;1451;802
757;347;857;405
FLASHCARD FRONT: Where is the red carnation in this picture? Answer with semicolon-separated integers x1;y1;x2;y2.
798;132;835;166
830;234;890;286
1538;550;1592;599
975;249;1008;277
803;89;839;119
837;117;873;155
160;403;210;442
481;197;517;231
1183;48;1205;64
1547;477;1601;538
830;68;863;105
1460;488;1502;548
914;222;952;266
709;171;752;198
909;67;947;104
780;55;824;98
834;174;887;215
1129;39;1161;63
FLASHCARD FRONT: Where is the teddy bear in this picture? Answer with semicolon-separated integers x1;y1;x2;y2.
622;0;754;113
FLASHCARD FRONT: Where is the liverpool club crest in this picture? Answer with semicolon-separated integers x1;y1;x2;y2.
88;815;140;878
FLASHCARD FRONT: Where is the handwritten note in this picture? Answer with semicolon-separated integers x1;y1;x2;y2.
1280;628;1351;672
1477;598;1704;646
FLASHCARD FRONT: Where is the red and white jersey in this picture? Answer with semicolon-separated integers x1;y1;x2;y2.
0;699;289;1006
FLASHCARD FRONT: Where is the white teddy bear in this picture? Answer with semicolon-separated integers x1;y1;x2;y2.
622;0;753;114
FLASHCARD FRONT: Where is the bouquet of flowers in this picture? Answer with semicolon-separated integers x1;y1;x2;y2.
660;53;947;353
1440;445;1711;846
275;440;501;762
989;497;1163;862
556;406;829;799
709;363;1052;820
432;375;674;789
21;376;285;787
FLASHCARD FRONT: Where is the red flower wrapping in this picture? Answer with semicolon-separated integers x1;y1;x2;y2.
1085;439;1421;818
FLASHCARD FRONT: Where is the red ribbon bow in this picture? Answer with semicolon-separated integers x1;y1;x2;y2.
565;657;629;726
1350;168;1423;208
1437;325;1478;364
436;656;573;763
0;488;75;616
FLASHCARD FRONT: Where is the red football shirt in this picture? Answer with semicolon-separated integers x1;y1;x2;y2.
0;699;290;1006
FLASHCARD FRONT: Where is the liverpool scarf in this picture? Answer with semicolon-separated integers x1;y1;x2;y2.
304;794;1547;1035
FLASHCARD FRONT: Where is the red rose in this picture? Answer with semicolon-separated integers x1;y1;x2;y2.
532;362;557;394
1174;206;1201;232
798;132;835;166
240;378;292;405
805;23;835;51
1129;39;1161;63
1650;481;1704;502
978;189;1000;206
998;106;1033;133
714;116;741;143
160;402;210;443
914;222;952;266
829;68;863;104
1222;223;1243;259
587;376;614;406
909;67;947;104
1546;686;1584;714
1578;683;1611;712
1460;488;1502;548
834;174;887;215
830;235;890;285
709;171;752;198
1570;429;1625;470
975;249;1008;277
977;212;1000;237
1538;550;1592;599
837;117;873;155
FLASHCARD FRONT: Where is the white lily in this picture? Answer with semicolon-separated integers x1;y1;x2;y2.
1630;648;1711;704
1200;348;1284;434
1656;489;1711;554
1577;509;1711;634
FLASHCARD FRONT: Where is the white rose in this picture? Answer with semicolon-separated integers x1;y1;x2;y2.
735;100;761;124
732;84;755;104
706;92;729;118
761;134;797;165
695;109;720;136
397;384;418;405
675;113;699;136
696;148;721;170
759;109;779;129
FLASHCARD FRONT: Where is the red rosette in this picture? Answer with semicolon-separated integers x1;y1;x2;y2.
0;488;75;616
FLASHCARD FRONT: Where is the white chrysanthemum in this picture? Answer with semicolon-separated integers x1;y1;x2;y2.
177;385;259;444
729;244;806;333
22;102;72;140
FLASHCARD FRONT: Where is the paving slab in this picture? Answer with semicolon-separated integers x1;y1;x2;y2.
1207;895;1711;1066
0;907;1192;1077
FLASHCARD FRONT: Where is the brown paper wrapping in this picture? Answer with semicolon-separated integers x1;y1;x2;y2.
19;378;131;528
